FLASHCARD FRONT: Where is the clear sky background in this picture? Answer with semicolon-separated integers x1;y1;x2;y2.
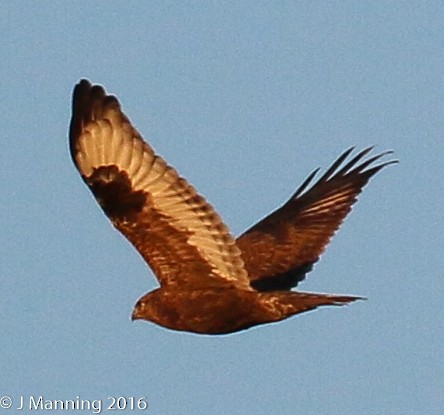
1;2;443;414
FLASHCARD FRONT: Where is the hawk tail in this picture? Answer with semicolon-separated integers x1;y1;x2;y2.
266;291;364;318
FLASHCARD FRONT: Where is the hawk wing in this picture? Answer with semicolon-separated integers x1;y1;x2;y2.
236;147;396;291
69;79;250;290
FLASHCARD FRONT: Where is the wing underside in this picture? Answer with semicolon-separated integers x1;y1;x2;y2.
69;79;250;290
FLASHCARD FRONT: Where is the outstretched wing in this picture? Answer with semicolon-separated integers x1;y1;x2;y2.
236;147;396;291
69;79;250;290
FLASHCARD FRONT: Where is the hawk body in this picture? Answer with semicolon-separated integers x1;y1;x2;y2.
69;79;395;334
132;287;359;335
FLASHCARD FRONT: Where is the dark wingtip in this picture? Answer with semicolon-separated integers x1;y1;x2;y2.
291;146;397;200
291;167;320;199
72;79;93;104
77;78;92;88
69;81;91;159
72;79;107;105
69;79;109;163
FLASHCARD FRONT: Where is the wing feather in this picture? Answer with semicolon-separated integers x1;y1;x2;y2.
236;147;397;291
70;79;250;290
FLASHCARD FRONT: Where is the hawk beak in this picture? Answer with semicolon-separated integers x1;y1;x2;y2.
131;309;139;322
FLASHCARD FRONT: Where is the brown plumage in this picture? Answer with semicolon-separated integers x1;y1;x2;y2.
69;79;396;334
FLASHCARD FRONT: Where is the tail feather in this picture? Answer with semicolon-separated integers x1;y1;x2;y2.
263;291;364;319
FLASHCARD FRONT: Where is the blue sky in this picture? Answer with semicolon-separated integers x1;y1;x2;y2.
1;2;443;414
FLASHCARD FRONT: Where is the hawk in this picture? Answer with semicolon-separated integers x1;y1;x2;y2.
69;79;395;334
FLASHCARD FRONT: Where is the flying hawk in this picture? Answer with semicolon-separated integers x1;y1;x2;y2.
69;79;395;334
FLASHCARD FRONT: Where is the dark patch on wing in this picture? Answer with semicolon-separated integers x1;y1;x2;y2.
250;262;314;292
84;165;220;287
84;166;146;222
